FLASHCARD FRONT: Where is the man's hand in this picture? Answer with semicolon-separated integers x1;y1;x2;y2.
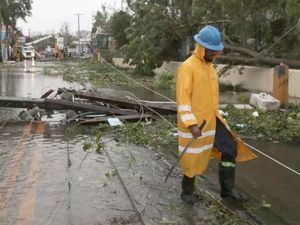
189;124;202;138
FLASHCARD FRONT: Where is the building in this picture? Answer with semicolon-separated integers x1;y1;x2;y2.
0;24;12;61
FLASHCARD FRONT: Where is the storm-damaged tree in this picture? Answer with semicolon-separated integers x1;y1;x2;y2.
122;0;195;76
109;11;131;49
0;0;32;61
59;22;75;47
120;0;300;75
92;8;131;49
192;0;300;60
92;5;110;34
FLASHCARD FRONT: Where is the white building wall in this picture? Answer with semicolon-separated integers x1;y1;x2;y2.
113;58;300;98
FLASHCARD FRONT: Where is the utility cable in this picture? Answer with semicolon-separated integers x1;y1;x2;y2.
0;113;8;121
0;116;35;178
125;92;175;128
102;145;146;225
44;152;89;225
102;59;175;103
245;143;300;176
100;57;300;177
259;18;300;55
0;113;9;129
44;121;89;225
125;94;145;124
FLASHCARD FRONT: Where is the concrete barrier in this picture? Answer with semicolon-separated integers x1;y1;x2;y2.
113;58;300;98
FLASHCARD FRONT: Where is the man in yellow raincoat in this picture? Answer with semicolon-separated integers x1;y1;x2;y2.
176;25;257;205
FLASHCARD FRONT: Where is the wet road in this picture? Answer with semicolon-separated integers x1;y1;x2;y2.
236;140;300;225
0;61;300;225
0;122;215;225
0;62;214;225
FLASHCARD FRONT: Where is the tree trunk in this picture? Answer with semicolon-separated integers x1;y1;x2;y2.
182;0;193;20
222;43;300;69
240;0;247;47
6;25;9;60
0;23;3;62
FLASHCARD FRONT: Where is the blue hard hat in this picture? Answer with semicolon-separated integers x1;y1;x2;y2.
193;25;224;51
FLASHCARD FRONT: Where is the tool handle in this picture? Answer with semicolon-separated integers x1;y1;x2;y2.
178;119;206;159
198;119;207;131
164;119;206;183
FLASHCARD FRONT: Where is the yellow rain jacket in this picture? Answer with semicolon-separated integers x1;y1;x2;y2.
176;45;257;178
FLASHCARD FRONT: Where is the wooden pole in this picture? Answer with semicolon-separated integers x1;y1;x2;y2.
272;64;289;104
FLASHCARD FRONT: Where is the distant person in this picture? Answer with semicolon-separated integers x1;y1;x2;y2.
176;25;257;205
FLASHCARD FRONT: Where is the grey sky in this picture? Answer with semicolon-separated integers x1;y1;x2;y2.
17;0;123;36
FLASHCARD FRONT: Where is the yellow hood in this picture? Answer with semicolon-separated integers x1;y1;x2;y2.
193;44;205;61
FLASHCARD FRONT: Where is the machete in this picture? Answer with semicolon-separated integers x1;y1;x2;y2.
165;119;207;182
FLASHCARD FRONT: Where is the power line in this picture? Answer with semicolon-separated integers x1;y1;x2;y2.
100;57;300;177
259;18;300;55
103;145;146;225
0;117;36;178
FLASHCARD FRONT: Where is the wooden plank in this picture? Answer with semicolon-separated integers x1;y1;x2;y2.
70;90;177;114
79;114;152;125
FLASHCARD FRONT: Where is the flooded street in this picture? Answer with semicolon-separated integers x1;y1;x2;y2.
202;140;300;225
0;62;79;98
0;62;214;225
0;122;214;225
0;62;299;225
237;140;300;225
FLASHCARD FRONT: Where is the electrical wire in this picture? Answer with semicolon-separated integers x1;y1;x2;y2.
0;113;9;129
245;143;300;176
43;121;89;225
259;19;300;55
100;57;300;177
0;116;36;178
102;145;146;225
102;60;175;103
44;152;89;225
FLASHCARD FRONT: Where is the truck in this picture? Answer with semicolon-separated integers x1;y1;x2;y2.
22;34;53;60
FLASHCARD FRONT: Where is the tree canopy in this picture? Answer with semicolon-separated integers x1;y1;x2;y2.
93;0;300;75
109;11;131;48
0;0;32;27
0;0;32;61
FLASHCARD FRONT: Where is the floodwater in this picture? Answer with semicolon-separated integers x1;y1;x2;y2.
202;140;300;225
0;61;299;225
0;62;213;225
0;122;215;225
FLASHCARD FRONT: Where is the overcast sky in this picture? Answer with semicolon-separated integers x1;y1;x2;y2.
17;0;123;36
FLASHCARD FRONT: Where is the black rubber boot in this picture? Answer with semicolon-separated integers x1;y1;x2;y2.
219;163;249;203
180;175;199;205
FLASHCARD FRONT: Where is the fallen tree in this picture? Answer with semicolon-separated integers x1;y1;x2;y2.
221;43;300;69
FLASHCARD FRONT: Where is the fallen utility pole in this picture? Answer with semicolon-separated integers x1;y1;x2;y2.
0;97;137;115
68;90;177;114
68;90;253;113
